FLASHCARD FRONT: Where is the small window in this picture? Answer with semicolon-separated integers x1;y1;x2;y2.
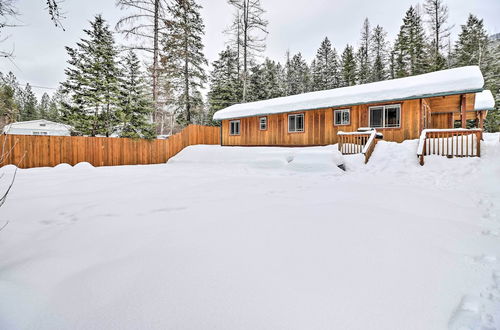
334;109;350;125
259;117;267;130
229;120;240;135
288;113;304;133
369;104;401;128
39;123;47;127
33;131;48;135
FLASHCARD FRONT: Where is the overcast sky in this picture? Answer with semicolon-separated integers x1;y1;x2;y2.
0;0;498;97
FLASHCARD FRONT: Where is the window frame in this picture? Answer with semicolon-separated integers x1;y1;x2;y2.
333;109;351;126
368;104;401;129
288;113;305;133
229;120;240;136
259;116;267;131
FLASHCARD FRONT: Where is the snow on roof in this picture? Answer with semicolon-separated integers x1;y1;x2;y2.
474;90;495;110
213;66;485;120
3;119;73;132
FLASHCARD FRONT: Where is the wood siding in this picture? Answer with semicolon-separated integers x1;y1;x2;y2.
0;125;220;169
221;93;479;146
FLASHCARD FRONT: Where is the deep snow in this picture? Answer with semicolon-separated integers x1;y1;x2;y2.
213;66;484;120
0;134;499;330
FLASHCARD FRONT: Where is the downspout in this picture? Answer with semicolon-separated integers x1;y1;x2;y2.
220;123;223;146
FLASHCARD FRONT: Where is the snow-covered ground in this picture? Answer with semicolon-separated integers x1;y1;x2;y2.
1;134;499;330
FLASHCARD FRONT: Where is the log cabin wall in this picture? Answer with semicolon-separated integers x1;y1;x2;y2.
221;98;423;145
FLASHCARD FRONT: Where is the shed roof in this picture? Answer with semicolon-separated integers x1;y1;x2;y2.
474;90;495;110
213;66;485;120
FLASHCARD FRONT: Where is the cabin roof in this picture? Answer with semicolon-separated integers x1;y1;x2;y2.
213;66;485;120
474;90;495;111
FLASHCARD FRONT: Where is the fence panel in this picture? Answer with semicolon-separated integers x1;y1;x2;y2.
0;124;220;169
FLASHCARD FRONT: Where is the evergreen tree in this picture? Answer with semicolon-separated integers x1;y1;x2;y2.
207;47;241;125
0;84;18;125
356;18;371;84
161;0;207;125
61;15;120;136
393;6;429;77
38;92;50;119
371;25;388;82
47;87;65;122
340;45;357;86
452;14;489;68
483;36;500;132
286;52;310;95
311;37;339;91
117;50;156;139
261;58;284;99
424;0;452;71
247;64;267;101
19;83;38;121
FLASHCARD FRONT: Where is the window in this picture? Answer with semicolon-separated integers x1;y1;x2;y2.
33;131;48;135
229;120;240;135
288;113;304;133
259;117;267;130
369;104;401;128
334;109;350;125
39;123;47;127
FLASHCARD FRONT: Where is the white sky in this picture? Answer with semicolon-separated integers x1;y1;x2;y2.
0;0;498;97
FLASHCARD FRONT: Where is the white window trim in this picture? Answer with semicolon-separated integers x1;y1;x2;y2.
334;109;350;126
259;117;267;130
368;104;401;129
288;113;305;133
229;120;240;136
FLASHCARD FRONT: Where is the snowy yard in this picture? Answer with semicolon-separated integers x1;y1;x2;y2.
1;134;500;330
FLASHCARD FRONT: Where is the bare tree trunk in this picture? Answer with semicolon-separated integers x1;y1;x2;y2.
152;0;160;124
242;0;248;102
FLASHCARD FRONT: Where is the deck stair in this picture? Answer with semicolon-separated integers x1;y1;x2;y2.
337;129;380;164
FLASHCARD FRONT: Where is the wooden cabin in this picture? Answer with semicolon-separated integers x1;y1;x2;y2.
213;66;495;146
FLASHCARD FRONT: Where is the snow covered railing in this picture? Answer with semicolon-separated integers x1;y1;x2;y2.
417;128;482;166
338;129;378;163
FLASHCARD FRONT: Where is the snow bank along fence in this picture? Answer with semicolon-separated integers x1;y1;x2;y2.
0;125;220;169
337;130;378;164
417;129;482;166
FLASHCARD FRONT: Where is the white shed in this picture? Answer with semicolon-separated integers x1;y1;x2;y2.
2;119;73;136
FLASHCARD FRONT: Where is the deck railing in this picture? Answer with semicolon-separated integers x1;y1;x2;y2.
417;128;482;166
338;130;378;163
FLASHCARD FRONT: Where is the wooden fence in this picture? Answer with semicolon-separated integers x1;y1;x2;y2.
417;128;482;166
0;125;220;169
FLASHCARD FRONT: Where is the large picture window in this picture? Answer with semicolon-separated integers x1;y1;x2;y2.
369;104;401;128
334;109;350;125
229;120;240;135
288;113;304;133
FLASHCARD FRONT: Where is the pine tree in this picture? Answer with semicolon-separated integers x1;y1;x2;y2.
340;45;357;86
311;37;339;91
424;0;452;71
393;6;429;77
370;25;388;82
47;87;66;122
38;93;50;119
61;15;120;136
452;14;489;68
161;0;207;125
356;18;371;84
247;64;266;101
483;36;500;132
261;58;284;99
207;47;241;125
0;84;18;124
286;52;310;95
117;50;156;139
19;83;38;121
